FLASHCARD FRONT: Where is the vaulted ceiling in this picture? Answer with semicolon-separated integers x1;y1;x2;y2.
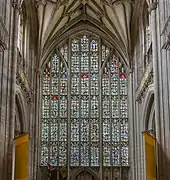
35;0;136;67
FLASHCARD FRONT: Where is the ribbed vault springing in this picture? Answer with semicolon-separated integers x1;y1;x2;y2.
35;0;135;67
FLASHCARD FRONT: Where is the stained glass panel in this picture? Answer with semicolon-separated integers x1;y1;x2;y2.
59;119;67;141
42;77;50;95
80;142;89;166
102;45;110;62
71;119;79;141
71;96;79;118
50;143;59;166
71;74;79;94
50;119;58;141
103;119;111;141
91;119;99;142
90;74;98;95
60;96;67;118
121;119;128;141
112;142;120;165
41;119;49;141
41;34;128;168
81;76;89;95
103;97;110;118
59;141;67;166
71;53;79;73
81;52;89;72
81;97;89;118
91;96;99;118
91;142;99;166
40;143;48;166
51;54;59;74
112;119;120;142
71;142;79;166
81;119;89;141
103;141;111;166
121;142;129;166
60;44;68;62
90;53;98;73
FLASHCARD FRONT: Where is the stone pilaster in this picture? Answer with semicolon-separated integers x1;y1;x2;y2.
127;71;135;180
158;1;170;179
0;0;14;179
6;1;20;179
149;1;165;180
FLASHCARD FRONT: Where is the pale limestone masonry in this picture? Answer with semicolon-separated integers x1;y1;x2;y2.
0;0;170;180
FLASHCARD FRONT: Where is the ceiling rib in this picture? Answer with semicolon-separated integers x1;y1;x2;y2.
36;0;135;66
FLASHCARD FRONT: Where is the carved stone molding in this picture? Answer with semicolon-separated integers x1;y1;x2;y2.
35;0;68;8
161;16;170;51
148;2;158;13
11;0;20;9
16;72;33;104
136;62;153;102
0;17;8;51
101;0;134;6
16;51;33;103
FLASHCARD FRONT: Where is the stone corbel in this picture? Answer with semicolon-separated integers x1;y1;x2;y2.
16;71;33;104
109;0;134;5
162;33;170;50
16;52;33;103
136;71;153;102
136;62;154;102
36;0;47;7
11;0;20;9
148;2;158;14
161;16;170;51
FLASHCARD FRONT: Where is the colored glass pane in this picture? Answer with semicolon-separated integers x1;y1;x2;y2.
41;34;128;168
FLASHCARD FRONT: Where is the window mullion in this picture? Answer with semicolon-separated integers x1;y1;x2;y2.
49;59;52;165
67;38;71;178
79;38;81;166
118;58;122;180
99;37;103;179
88;38;91;166
109;58;113;169
58;58;61;166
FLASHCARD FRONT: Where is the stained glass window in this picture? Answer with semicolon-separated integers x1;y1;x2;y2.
41;34;128;167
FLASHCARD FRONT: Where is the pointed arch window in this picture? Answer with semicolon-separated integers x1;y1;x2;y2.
40;34;128;167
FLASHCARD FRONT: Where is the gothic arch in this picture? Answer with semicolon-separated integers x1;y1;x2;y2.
40;22;129;70
142;84;155;131
71;168;100;180
15;86;28;133
40;33;129;178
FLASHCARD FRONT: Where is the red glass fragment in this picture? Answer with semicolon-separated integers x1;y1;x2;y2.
52;95;58;100
47;163;53;169
52;152;56;156
81;73;88;78
72;105;78;109
61;87;65;92
119;72;126;78
45;67;49;73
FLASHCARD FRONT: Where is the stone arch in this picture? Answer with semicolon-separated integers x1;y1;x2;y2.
15;86;28;134
71;168;100;180
142;84;155;131
40;22;129;70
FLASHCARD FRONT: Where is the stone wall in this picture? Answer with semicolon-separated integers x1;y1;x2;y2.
0;0;38;179
130;0;170;180
0;0;17;179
